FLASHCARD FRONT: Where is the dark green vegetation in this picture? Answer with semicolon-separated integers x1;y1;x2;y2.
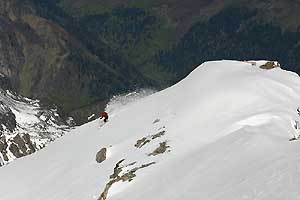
32;0;176;83
1;0;300;123
158;8;300;79
0;0;154;123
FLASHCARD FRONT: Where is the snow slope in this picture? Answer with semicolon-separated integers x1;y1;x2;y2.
1;60;300;200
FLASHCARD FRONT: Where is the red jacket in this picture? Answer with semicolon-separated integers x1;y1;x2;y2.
100;112;108;119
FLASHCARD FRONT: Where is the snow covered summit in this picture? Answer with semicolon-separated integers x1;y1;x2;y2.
1;60;300;200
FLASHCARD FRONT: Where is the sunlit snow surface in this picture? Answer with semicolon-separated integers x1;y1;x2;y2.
1;60;300;200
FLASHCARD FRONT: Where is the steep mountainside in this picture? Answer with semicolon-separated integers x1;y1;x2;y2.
52;0;300;79
1;60;300;199
1;0;300;122
0;0;150;122
0;89;69;166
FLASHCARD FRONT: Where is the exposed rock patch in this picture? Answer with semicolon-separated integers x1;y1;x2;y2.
0;101;16;132
12;134;36;155
110;159;125;179
8;133;36;158
9;143;23;158
12;134;27;155
96;148;107;163
134;130;166;149
0;135;8;162
98;159;155;200
0;132;37;162
134;137;151;149
260;61;280;70
148;141;170;156
153;119;160;124
151;130;166;140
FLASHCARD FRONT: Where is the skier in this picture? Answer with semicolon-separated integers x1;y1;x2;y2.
100;111;109;123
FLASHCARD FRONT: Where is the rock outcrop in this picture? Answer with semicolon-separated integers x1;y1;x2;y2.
260;61;281;70
96;148;107;163
0;135;9;165
0;89;69;166
0;101;16;132
98;159;155;200
148;141;170;156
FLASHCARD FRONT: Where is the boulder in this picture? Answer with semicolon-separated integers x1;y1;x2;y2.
96;148;107;163
260;61;280;70
9;143;24;158
12;134;27;154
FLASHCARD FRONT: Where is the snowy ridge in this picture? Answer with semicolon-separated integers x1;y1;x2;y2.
1;60;300;200
0;90;70;166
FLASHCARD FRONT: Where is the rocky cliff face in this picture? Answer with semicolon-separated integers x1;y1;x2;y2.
0;89;70;166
